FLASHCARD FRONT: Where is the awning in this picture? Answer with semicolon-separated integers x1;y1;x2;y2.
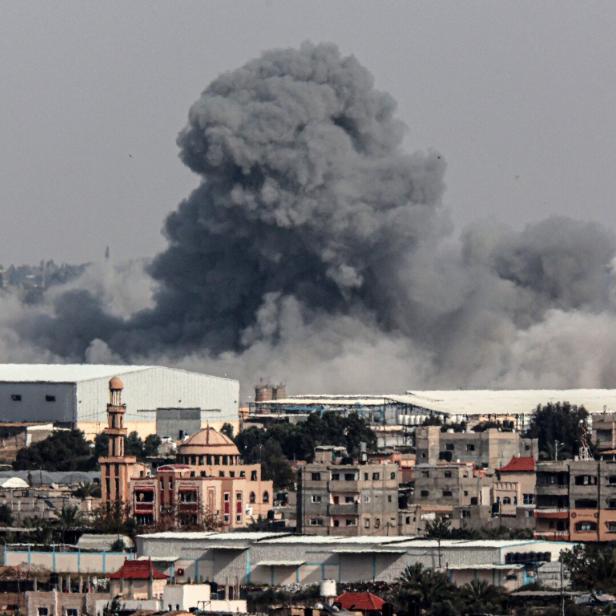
137;555;179;562
255;560;305;567
207;544;249;551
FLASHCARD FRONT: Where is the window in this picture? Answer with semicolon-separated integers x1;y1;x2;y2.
11;394;21;402
503;497;511;505
574;475;597;486
575;499;597;509
461;510;471;519
65;610;78;616
444;471;452;478
332;473;340;480
364;472;369;480
575;521;597;532
374;518;381;529
251;470;257;480
345;518;356;526
609;476;616;485
236;514;242;523
333;519;340;527
364;519;370;528
344;473;356;481
390;472;396;480
37;610;49;616
363;494;370;503
372;472;380;480
606;522;616;533
608;499;616;509
470;497;478;505
387;495;393;502
224;492;230;501
421;471;430;478
310;518;323;526
523;494;535;505
442;490;453;497
463;491;469;497
311;495;322;503
466;444;475;452
420;490;429;497
405;516;411;524
345;496;354;503
446;443;455;451
311;473;321;481
249;491;256;504
45;395;56;402
263;491;270;504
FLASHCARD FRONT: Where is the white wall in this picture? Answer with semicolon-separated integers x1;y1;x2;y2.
0;382;75;423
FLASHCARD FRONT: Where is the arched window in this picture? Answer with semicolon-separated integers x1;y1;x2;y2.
249;491;256;504
263;491;270;504
503;497;511;505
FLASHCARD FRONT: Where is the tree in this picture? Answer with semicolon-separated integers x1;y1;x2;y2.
527;402;589;460
93;432;109;458
221;423;234;440
561;543;616;594
143;434;161;457
125;431;144;457
396;563;455;615
458;580;504;615
0;504;13;526
14;429;95;471
56;505;83;544
73;481;101;498
425;518;451;570
260;439;294;488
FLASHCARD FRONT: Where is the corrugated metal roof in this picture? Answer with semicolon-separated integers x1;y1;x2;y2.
264;389;616;415
0;364;152;383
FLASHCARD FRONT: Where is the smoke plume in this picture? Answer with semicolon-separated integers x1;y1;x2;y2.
3;42;616;394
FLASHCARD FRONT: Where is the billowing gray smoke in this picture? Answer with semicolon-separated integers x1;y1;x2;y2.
4;42;616;393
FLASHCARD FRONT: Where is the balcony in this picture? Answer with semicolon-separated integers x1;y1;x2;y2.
328;503;359;516
534;530;570;540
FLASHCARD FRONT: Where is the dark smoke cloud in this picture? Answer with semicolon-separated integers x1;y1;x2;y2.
2;42;616;393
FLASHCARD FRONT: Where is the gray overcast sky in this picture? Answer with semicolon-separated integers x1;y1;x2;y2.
1;1;616;264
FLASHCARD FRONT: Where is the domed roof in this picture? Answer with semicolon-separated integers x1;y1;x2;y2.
109;376;124;390
177;426;240;457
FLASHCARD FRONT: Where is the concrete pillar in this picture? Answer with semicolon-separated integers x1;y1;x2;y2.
66;574;71;592
78;575;83;593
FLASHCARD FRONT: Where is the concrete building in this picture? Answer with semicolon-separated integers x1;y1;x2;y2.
296;447;399;535
414;426;538;469
0;364;239;438
535;459;616;542
131;426;273;530
413;462;494;510
592;412;616;453
494;456;536;516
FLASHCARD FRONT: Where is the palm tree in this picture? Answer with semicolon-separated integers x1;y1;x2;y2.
56;505;82;544
425;517;452;569
459;579;504;615
397;563;454;614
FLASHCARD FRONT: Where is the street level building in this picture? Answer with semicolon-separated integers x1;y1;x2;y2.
0;364;239;438
297;446;399;535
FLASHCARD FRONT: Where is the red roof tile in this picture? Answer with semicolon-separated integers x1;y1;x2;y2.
498;456;535;473
336;592;385;612
108;559;168;580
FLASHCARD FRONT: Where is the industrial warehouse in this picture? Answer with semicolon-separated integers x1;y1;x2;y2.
0;364;239;438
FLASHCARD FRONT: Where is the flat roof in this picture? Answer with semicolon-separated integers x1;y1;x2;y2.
255;560;305;567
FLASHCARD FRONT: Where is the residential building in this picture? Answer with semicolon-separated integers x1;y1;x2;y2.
535;459;616;541
494;456;536;516
130;426;273;530
0;363;239;438
412;462;494;520
297;447;399;535
109;559;168;601
414;426;538;469
592;412;616;453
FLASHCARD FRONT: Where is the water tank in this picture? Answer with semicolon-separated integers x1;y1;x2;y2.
320;579;337;599
273;383;287;400
255;384;274;402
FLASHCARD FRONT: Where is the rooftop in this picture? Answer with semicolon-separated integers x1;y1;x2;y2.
0;364;151;383
336;592;385;611
498;456;536;473
108;559;167;580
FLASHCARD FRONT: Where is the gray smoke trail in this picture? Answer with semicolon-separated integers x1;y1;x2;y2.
3;42;616;394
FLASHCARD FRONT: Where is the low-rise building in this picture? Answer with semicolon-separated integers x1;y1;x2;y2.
415;426;538;469
296;447;399;535
535;459;616;541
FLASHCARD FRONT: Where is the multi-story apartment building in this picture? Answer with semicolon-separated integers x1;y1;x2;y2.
592;413;616;453
535;459;616;541
415;426;538;469
494;456;536;515
297;446;399;535
413;462;493;509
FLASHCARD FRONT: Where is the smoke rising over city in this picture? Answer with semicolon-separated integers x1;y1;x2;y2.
3;42;616;393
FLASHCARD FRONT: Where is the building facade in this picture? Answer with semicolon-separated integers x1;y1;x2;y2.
296;447;399;535
130;427;273;530
0;364;239;438
414;426;538;469
535;459;616;541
